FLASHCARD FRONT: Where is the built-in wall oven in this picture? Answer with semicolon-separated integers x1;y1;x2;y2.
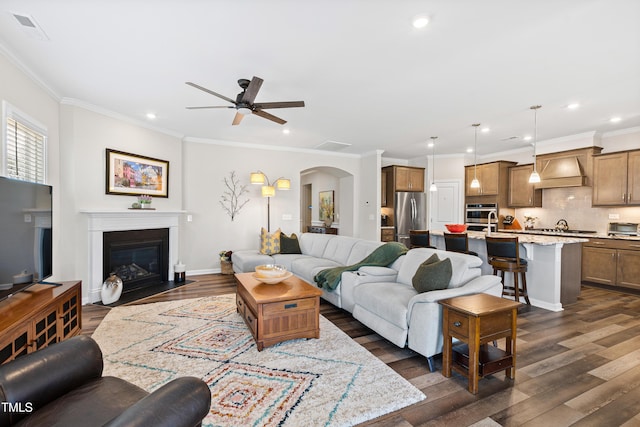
465;203;498;232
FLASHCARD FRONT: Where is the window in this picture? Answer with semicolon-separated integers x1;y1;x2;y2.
2;102;47;183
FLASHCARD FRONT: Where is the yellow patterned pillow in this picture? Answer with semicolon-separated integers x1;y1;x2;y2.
259;227;281;255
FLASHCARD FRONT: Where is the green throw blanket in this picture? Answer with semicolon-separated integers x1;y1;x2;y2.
314;242;408;291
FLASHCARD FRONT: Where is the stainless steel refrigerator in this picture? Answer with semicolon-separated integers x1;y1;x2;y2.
395;192;427;247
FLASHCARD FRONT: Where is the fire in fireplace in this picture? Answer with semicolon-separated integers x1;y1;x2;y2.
103;228;169;293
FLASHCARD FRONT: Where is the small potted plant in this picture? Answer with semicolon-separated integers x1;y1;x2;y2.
219;250;233;275
138;195;152;208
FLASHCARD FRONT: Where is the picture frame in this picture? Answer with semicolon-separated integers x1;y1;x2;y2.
105;149;169;197
319;190;334;221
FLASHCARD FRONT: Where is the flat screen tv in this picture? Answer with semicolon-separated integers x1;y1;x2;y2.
0;176;53;301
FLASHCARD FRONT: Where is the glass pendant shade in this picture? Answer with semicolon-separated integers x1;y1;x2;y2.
528;170;541;183
429;136;437;192
470;177;480;188
471;124;481;189
429;182;437;192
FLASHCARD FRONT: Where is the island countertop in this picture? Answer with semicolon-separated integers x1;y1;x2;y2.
430;230;589;245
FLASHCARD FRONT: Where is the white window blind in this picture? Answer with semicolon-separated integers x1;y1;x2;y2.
4;109;47;184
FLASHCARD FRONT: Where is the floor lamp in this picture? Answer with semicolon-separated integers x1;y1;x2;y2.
250;171;290;232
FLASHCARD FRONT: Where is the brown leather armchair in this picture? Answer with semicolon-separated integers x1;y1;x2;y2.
0;335;211;427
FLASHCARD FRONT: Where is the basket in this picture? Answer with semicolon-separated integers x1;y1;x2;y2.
221;260;234;275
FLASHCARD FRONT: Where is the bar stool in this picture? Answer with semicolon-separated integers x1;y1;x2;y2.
409;230;436;249
485;236;530;305
444;233;478;257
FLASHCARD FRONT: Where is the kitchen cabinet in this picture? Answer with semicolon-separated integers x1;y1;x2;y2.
508;164;542;208
381;169;388;206
381;228;394;242
465;161;516;208
592;150;640;206
582;239;640;290
382;165;425;193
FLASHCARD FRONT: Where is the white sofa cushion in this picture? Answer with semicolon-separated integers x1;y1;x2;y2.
396;248;481;289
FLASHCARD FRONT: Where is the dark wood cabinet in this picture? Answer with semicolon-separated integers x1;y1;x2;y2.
382;165;425;193
592;150;640;206
0;281;81;365
381;228;394;242
508;164;542;208
582;239;640;289
307;226;338;235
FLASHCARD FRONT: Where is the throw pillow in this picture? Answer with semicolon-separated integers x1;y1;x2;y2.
412;254;452;293
280;232;302;254
259;227;281;255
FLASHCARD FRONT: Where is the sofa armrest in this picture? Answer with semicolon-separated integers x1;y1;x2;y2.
408;275;502;310
0;336;103;426
357;266;398;278
104;377;211;427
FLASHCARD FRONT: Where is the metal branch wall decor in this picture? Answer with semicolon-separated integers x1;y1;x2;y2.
219;171;250;221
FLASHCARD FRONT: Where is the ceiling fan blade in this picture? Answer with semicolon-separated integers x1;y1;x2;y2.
232;112;244;126
186;106;235;109
240;76;264;104
185;82;236;104
253;101;305;109
253;109;286;125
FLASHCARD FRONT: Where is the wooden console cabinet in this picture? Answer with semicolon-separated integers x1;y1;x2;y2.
0;281;82;365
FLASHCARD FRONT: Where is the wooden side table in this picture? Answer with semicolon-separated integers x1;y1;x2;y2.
439;293;521;394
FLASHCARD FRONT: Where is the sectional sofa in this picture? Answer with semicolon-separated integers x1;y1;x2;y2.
232;233;502;370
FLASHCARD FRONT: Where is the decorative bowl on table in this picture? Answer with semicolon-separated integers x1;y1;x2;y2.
445;224;468;233
253;264;292;284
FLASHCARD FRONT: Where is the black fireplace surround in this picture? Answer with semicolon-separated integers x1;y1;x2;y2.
103;228;169;293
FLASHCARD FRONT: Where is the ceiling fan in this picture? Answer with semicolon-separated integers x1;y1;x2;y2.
185;76;305;125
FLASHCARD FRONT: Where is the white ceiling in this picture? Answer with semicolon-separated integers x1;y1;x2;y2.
0;0;638;159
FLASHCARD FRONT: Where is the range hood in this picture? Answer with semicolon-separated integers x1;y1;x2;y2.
534;156;586;189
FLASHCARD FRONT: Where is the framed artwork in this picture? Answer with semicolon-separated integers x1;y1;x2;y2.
319;190;334;221
106;149;169;197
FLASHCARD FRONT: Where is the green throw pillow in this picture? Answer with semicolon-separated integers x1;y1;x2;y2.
412;254;452;293
280;232;302;254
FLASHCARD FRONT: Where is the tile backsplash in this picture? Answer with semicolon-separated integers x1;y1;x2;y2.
514;187;640;233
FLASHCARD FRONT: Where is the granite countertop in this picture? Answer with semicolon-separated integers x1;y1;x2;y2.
499;229;640;241
430;230;589;245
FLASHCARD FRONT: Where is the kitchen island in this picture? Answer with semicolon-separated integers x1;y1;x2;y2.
430;230;588;312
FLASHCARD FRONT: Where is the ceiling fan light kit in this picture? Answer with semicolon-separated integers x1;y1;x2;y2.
186;76;304;126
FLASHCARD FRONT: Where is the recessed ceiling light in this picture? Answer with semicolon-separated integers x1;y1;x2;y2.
610;116;622;123
412;15;429;29
481;127;490;133
146;113;156;120
523;135;533;141
282;129;290;134
466;148;473;153
427;142;434;148
567;103;580;110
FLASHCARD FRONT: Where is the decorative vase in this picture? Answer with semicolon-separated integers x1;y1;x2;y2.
101;273;123;305
323;218;333;228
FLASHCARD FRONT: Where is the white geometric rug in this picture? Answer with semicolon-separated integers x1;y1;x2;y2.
92;294;425;427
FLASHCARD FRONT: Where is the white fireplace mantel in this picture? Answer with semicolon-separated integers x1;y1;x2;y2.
81;209;185;303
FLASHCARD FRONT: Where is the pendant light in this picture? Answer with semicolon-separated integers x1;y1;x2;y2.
528;105;542;183
470;123;481;189
429;136;438;192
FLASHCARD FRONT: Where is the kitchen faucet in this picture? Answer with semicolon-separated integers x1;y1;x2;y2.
487;210;498;235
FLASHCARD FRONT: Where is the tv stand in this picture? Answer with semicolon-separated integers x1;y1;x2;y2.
0;281;81;365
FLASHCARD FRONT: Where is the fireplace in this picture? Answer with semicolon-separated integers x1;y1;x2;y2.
103;228;169;293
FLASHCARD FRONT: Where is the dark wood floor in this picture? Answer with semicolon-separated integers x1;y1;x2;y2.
82;275;640;426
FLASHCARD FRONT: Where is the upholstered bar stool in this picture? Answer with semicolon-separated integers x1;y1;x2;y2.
485;236;530;305
444;232;478;257
409;230;436;249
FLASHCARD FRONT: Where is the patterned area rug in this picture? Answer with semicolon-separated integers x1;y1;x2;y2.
92;294;425;427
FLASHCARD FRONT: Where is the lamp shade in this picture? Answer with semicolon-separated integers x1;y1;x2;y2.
261;185;275;198
528;171;541;183
470;178;480;188
250;172;265;185
276;178;291;190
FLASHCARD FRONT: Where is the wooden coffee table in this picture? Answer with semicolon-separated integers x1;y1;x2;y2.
235;272;323;351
